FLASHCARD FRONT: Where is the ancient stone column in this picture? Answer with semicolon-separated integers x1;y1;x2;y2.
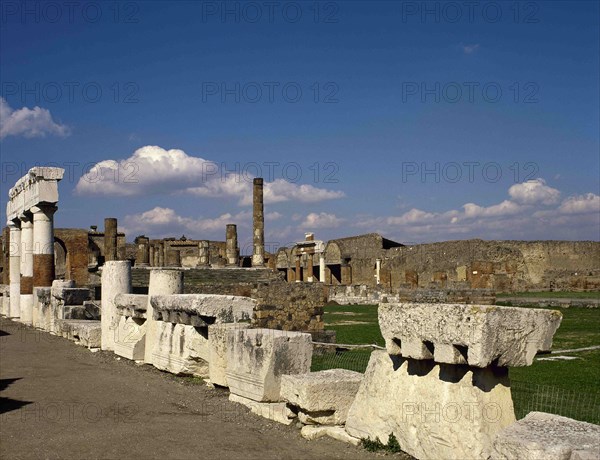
104;217;118;261
166;249;181;267
375;258;381;285
295;255;302;283
287;267;295;283
101;261;131;351
2;226;9;285
8;221;21;318
319;254;326;283
149;245;155;267
199;240;209;266
307;253;314;282
226;225;239;266
31;204;56;288
19;213;34;324
135;236;150;267
157;242;164;267
144;269;183;364
252;178;265;267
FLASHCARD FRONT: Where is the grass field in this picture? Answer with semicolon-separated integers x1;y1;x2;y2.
496;291;600;299
315;302;600;424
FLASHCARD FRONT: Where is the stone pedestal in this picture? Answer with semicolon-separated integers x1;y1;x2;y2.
252;178;265;267
19;214;34;324
31;204;57;288
101;261;132;351
8;222;21;319
104;218;118;261
144;269;183;364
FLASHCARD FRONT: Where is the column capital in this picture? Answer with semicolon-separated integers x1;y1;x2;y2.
7;219;21;229
19;211;33;225
30;204;58;218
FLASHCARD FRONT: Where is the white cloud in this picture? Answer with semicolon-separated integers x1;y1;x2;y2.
558;193;600;214
0;97;70;139
508;178;560;205
301;212;344;229
77;145;345;205
352;179;599;241
122;206;251;239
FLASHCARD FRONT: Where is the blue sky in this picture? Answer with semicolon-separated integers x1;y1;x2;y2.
1;1;599;251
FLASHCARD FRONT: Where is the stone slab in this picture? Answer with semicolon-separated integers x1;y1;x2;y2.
379;303;562;367
301;425;361;446
113;315;146;361
226;328;312;402
207;323;250;387
229;393;295;425
281;369;363;425
152;322;209;376
55;319;101;348
51;286;90;306
491;412;600;460
345;350;516;460
150;294;256;324
115;294;148;319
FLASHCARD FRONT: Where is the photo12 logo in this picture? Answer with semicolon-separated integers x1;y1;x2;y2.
200;1;340;24
1;81;140;104
201;81;339;104
1;1;140;25
401;82;539;104
401;1;540;24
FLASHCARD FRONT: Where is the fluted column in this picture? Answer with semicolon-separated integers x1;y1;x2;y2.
226;224;239;266
19;213;34;324
8;221;21;318
31;204;57;288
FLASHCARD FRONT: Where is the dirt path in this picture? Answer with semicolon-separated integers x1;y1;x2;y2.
0;318;390;460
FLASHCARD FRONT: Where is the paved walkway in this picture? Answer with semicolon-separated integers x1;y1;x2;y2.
0;318;387;460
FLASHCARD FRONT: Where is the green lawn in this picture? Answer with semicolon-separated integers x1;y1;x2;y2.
496;291;600;299
317;302;600;424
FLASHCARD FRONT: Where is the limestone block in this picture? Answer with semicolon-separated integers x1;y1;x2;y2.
281;369;363;425
115;294;148;319
229;393;295;425
226;328;312;402
32;287;50;329
150;294;256;324
51;286;90;306
207;323;250;387
55;320;101;348
345;350;516;460
491;412;600;460
379;303;562;367
113;316;146;361
301;425;361;446
152;322;209;376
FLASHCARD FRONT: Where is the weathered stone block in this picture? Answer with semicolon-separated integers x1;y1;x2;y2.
150;294;255;324
152;322;209;376
345;350;516;460
226;328;312;402
55;319;101;348
379;303;562;367
281;369;363;425
207;323;250;387
51;287;90;306
113;316;146;361
115;294;147;319
229;393;296;425
491;412;600;460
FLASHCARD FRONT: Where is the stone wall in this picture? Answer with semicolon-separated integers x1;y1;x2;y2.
54;229;90;286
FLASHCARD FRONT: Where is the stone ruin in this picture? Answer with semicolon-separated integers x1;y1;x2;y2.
1;167;598;459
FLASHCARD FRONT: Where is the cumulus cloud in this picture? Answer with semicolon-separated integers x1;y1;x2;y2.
301;212;344;229
353;179;599;241
122;206;251;239
76;145;345;205
508;179;560;205
0;97;70;139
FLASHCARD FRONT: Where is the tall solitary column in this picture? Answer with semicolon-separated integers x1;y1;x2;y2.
101;260;131;351
375;258;382;285
252;178;265;267
144;269;183;365
19;213;34;324
226;224;239;266
31;204;57;288
8;221;21;318
319;254;326;283
104;218;118;261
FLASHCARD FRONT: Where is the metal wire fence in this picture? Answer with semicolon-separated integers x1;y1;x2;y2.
311;345;600;425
